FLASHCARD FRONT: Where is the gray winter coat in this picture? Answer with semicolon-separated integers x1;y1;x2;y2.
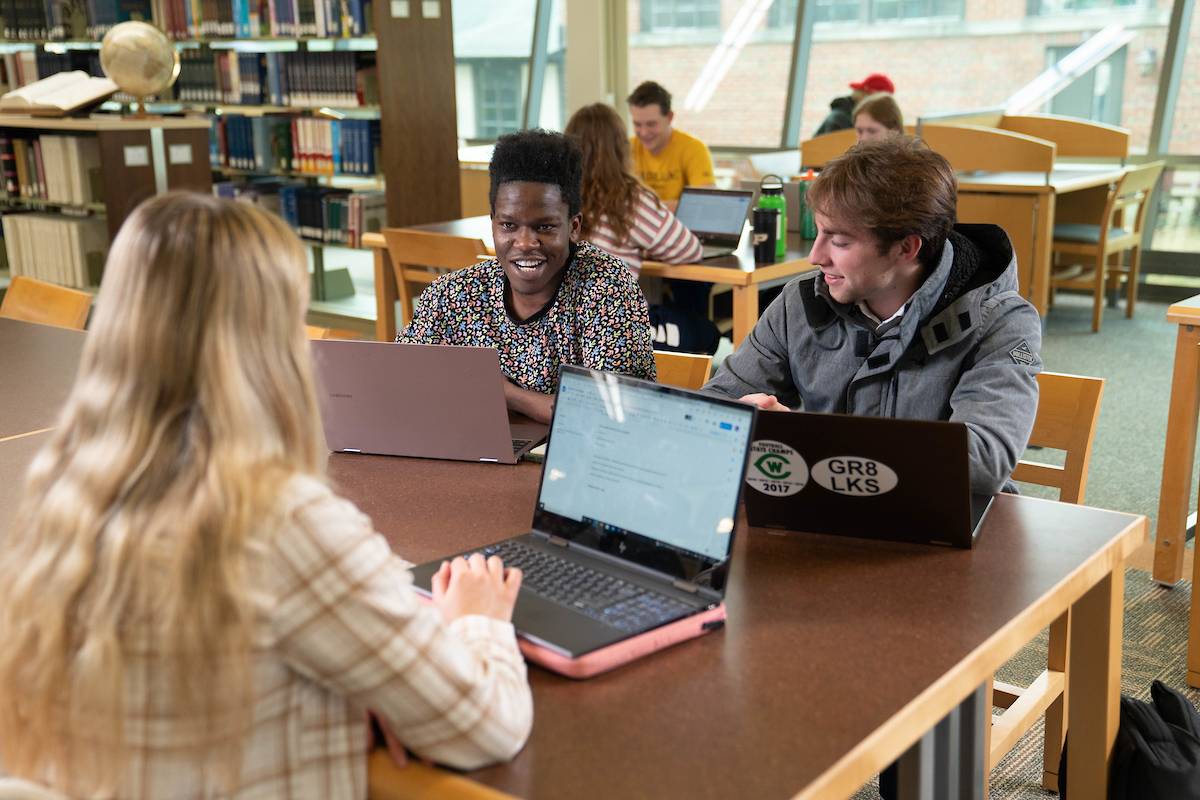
703;224;1042;494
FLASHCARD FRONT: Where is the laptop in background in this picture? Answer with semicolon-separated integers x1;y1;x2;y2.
311;340;546;464
410;365;757;678
673;187;754;259
744;411;993;548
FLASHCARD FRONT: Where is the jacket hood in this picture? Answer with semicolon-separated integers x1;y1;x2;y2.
800;223;1016;333
830;96;855;113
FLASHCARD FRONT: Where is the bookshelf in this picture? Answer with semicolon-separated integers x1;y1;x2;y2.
0;0;462;311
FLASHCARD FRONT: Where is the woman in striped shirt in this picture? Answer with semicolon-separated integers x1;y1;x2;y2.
566;103;702;275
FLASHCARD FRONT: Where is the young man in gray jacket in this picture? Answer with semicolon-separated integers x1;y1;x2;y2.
703;137;1042;495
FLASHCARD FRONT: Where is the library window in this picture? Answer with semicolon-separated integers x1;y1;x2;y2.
871;0;962;20
474;62;524;139
766;0;799;28
1026;0;1143;15
640;0;722;32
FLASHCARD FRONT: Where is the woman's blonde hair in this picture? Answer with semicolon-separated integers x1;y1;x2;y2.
853;92;905;132
0;192;324;792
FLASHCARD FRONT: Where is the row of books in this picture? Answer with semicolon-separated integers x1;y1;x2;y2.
178;50;376;107
1;0;374;41
213;178;386;248
156;0;374;39
2;213;108;288
0;133;103;206
210;114;380;175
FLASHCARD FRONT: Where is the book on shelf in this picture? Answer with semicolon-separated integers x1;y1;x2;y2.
150;0;374;39
213;177;384;249
210;113;379;177
0;71;119;117
0;132;102;205
177;50;376;109
1;212;108;288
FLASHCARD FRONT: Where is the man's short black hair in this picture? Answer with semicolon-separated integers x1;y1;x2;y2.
488;129;583;218
626;81;672;115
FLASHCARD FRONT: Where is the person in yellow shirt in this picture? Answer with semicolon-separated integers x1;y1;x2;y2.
626;80;716;318
627;80;715;210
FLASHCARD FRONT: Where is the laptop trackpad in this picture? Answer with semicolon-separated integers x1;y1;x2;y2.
513;591;626;658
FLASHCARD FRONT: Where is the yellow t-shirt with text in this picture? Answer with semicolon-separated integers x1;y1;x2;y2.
630;129;715;203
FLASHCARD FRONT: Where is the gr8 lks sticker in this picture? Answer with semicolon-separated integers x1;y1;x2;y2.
746;440;808;496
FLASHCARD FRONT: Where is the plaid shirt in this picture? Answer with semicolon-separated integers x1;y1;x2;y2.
68;475;532;798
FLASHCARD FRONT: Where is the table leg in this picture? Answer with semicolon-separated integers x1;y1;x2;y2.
732;285;759;347
1066;566;1124;798
1030;194;1054;317
374;246;398;342
897;683;988;800
1152;326;1200;585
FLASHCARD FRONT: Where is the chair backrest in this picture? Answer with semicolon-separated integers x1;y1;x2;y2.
0;276;92;330
305;325;330;339
1115;160;1166;235
999;114;1130;159
382;228;488;272
916;124;1057;174
1011;371;1104;504
654;350;713;390
798;128;857;169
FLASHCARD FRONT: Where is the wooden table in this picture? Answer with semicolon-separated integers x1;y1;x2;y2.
956;164;1128;317
0;317;85;440
363;218;815;346
329;455;1145;800
1149;295;1200;686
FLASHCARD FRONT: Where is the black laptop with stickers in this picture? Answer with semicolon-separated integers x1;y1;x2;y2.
743;411;993;548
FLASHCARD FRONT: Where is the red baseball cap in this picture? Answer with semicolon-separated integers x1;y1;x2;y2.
849;73;895;94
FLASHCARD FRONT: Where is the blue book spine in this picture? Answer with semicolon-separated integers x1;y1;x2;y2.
236;0;251;37
330;119;341;175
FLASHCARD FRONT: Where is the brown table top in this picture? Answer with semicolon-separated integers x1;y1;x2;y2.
0;318;85;439
0;429;50;534
1168;292;1200;325
376;216;818;288
328;454;1145;800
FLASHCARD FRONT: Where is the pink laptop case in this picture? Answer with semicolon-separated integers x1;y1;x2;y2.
518;603;728;679
418;596;726;680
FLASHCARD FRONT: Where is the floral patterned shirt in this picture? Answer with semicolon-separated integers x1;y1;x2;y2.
397;241;656;393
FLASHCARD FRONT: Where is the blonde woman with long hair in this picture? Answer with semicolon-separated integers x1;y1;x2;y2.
0;193;531;797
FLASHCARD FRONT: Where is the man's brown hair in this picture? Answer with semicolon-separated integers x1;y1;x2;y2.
806;136;957;270
626;80;672;115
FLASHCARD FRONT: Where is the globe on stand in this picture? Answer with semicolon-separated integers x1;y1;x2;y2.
99;21;180;118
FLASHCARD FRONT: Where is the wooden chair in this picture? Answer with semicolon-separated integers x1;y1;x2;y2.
992;371;1104;788
381;228;488;329
0;275;92;330
797;128;857;169
653;351;713;390
999;114;1130;160
1051;161;1164;332
369;750;517;799
305;325;330;339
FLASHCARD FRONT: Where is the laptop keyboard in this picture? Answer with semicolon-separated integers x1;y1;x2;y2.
478;540;696;633
511;438;532;456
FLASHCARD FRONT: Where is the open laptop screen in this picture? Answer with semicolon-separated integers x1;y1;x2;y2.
533;367;754;582
674;188;754;238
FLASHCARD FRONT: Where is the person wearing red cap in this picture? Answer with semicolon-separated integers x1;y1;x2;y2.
815;72;896;136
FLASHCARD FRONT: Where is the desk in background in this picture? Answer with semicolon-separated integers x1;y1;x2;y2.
956;165;1128;317
364;217;814;347
327;454;1145;799
1150;294;1200;687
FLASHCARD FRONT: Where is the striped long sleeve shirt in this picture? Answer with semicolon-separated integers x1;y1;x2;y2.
586;186;703;275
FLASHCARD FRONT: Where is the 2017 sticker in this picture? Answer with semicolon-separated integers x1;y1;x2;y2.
746;440;809;496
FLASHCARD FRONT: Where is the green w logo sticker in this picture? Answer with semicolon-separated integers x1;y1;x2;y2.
754;453;792;479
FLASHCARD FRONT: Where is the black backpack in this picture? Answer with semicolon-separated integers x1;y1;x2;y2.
1060;680;1200;798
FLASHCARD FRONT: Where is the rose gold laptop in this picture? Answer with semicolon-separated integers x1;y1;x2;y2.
410;366;757;678
310;340;546;464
